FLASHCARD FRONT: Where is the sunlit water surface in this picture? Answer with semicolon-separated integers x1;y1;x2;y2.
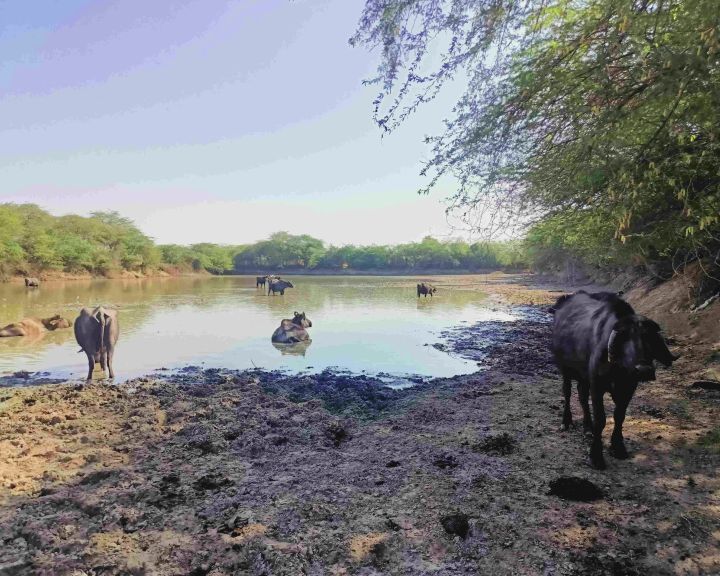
0;276;518;384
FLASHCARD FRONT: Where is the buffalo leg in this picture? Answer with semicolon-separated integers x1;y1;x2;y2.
590;387;607;470
562;373;573;430
577;380;593;434
100;351;108;378
107;349;115;379
609;385;636;459
85;353;95;381
609;400;630;459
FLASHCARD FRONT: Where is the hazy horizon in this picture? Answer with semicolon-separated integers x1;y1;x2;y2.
0;0;465;246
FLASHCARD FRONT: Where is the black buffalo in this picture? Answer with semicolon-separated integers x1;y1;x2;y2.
551;291;677;469
417;283;437;298
74;307;120;381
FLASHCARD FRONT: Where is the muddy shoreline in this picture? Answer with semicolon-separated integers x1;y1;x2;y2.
1;283;719;575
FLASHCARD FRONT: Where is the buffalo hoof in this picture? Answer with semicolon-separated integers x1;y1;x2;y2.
583;422;594;436
609;442;629;460
591;456;607;470
590;446;606;470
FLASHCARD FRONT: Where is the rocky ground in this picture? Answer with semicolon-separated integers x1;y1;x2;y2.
0;277;718;575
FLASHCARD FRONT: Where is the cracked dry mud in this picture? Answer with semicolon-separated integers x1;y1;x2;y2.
1;277;719;575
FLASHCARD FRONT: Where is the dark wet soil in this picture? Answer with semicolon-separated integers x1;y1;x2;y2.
548;477;605;502
1;299;719;575
434;305;556;377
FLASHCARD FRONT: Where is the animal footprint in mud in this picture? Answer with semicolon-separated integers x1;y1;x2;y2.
432;453;459;469
440;513;470;539
325;421;349;447
472;433;516;455
548;476;604;502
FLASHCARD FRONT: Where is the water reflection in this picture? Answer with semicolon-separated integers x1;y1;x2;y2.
272;340;312;357
0;275;515;382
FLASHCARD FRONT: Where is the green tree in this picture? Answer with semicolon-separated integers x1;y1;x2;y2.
353;0;720;275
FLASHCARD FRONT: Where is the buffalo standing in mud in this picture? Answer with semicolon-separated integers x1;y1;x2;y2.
551;291;677;469
74;307;120;381
0;315;70;337
271;311;312;344
268;279;293;295
417;283;437;298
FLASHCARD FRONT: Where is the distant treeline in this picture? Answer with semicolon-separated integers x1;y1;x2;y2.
232;232;527;271
0;204;528;279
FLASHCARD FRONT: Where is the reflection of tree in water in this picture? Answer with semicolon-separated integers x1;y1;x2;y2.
272;340;312;357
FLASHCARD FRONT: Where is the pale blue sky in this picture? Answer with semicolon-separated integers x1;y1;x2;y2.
0;0;461;245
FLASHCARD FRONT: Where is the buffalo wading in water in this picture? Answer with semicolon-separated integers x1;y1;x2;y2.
74;307;120;381
417;283;437;298
256;275;268;288
551;291;677;469
268;279;293;295
0;315;70;337
271;311;312;344
24;277;40;287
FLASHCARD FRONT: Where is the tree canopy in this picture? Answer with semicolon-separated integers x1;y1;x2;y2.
352;0;720;276
0;204;159;277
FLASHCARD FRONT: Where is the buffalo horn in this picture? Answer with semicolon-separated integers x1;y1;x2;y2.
607;329;618;363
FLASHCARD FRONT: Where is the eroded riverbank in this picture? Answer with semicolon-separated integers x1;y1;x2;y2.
1;279;719;575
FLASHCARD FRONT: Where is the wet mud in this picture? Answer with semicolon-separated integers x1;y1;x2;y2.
1;284;719;575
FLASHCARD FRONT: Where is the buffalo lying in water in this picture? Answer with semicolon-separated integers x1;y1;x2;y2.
271;311;312;344
0;315;70;337
24;277;40;287
551;291;677;469
417;283;437;298
74;307;120;381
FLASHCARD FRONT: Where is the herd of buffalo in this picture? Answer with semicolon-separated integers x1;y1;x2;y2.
2;277;679;470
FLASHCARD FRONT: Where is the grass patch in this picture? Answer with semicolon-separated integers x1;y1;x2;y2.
667;400;693;421
697;427;720;453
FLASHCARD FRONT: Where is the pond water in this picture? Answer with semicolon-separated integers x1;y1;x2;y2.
0;275;518;384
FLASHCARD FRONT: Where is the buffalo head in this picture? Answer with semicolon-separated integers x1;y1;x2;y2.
292;311;312;328
607;315;678;381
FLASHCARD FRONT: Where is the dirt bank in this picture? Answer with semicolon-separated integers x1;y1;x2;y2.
8;268;211;284
0;278;718;575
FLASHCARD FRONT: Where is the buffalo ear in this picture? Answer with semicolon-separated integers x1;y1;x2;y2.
645;330;676;367
635;316;661;332
294;311;299;316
